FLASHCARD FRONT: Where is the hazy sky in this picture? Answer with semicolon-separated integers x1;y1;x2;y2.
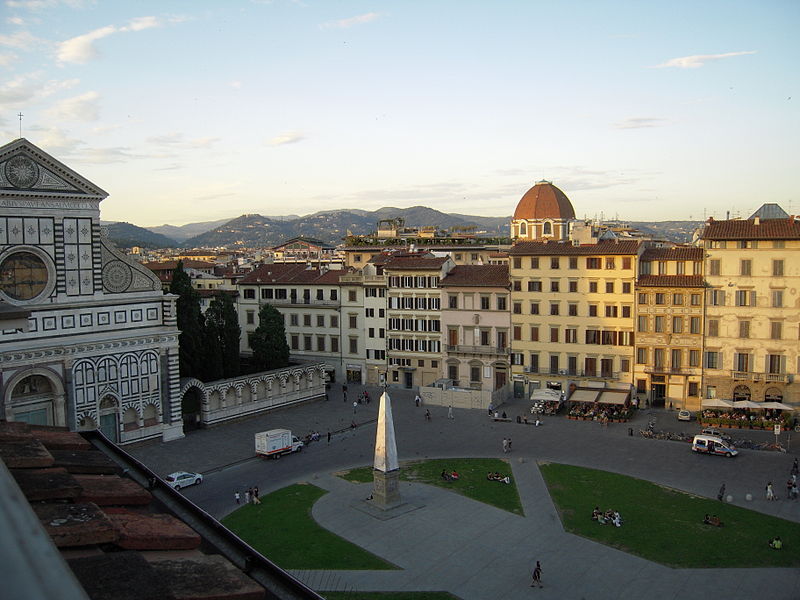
2;0;797;226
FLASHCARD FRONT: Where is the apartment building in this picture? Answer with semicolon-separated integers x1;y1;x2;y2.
633;246;705;410
700;207;800;406
384;254;454;388
508;240;642;398
439;265;511;391
237;263;351;380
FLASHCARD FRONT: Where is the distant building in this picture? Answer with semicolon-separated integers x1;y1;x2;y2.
510;180;575;242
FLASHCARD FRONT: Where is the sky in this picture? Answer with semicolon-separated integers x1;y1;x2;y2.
1;0;798;227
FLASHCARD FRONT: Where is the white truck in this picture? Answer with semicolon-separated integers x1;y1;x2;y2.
255;429;304;459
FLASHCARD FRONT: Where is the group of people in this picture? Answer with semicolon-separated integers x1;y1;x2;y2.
703;514;723;527
591;506;622;527
441;469;460;481
502;437;512;453
235;486;261;505
568;404;631;422
303;431;321;444
700;409;789;428
487;472;511;484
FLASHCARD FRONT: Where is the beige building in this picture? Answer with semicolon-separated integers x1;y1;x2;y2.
508;240;642;399
384;254;453;389
633;246;705;410
700;208;800;407
439;265;511;391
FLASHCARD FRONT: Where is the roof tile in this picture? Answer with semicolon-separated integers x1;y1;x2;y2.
701;218;800;240
439;265;509;287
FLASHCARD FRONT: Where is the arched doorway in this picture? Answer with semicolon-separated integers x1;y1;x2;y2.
98;396;119;443
733;385;751;401
6;371;65;426
765;387;783;402
182;387;203;431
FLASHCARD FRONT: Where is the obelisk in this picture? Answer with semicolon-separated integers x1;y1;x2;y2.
372;389;401;509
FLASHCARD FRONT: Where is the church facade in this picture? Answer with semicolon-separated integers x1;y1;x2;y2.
0;138;184;444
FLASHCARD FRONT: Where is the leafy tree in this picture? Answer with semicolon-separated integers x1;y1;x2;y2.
249;303;290;371
169;261;204;379
204;292;241;379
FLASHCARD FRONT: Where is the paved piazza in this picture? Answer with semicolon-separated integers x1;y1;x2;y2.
129;384;800;599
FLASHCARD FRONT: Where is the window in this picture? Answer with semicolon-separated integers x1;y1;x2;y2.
589;281;598;293
513;302;522;314
688;382;699;397
672;316;683;333
317;315;325;327
330;289;338;301
316;289;324;300
622;282;631;294
740;259;751;276
530;326;539;341
528;280;542;292
368;327;375;338
261;288;273;299
568;303;578;316
480;296;490;310
654;316;664;332
497;296;507;310
565;328;577;343
331;336;339;352
588;304;598;317
671;349;682;369
550;355;559;374
691;293;701;306
448;295;458;309
513;326;521;341
530;302;540;315
622;257;632;270
636;347;647;364
653;348;665;368
707;319;719;337
605;305;618;318
658;261;667;275
709;289;725;306
349;314;357;328
587;257;601;269
704;351;719;369
733;352;751;372
772;290;783;308
530;257;540;269
767;354;785;374
676;262;685;275
638;293;647;305
605;257;615;270
290;314;299;327
529;353;539;371
317;336;326;352
550;257;560;269
622;305;631;318
243;288;255;299
349;338;358;354
303;314;311;327
672;293;683;305
569;280;578;293
378;309;384;317
690;316;701;334
330;315;338;328
304;335;312;350
550;327;559;343
605;282;614;293
550;303;559;316
470;366;480;382
655;293;665;305
379;328;385;338
770;321;782;340
291;335;299;350
480;330;490;345
365;308;374;318
246;310;255;325
513;280;522;291
709;260;720;276
353;254;362;263
637;316;648;332
569;257;578;269
735;290;756;307
739;320;750;338
689;350;700;367
620;358;630;373
513;257;521;269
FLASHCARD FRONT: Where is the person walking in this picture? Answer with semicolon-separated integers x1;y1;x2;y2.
507;437;512;452
717;483;725;502
502;438;508;453
766;481;776;501
448;405;454;419
327;430;331;444
792;457;799;476
415;394;421;407
252;486;261;505
353;400;358;414
234;491;240;505
531;560;543;588
244;488;251;504
425;409;431;421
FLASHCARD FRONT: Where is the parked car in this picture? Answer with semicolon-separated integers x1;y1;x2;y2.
700;427;732;443
165;471;203;490
677;410;693;422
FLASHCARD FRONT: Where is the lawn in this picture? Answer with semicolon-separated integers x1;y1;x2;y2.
540;462;800;568
323;593;459;600
222;483;396;570
338;458;523;515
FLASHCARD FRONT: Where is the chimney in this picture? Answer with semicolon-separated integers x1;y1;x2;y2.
753;216;760;225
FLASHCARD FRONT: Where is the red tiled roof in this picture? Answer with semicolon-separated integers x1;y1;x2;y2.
513;181;575;221
637;275;705;288
440;265;509;288
509;240;642;256
641;246;703;261
239;263;343;285
383;256;450;270
143;260;216;271
701;218;800;240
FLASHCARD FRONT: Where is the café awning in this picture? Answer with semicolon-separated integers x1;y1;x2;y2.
598;390;629;405
568;389;600;403
759;401;796;411
732;400;762;410
702;398;734;409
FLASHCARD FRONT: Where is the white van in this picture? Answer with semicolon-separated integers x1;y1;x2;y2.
692;434;738;458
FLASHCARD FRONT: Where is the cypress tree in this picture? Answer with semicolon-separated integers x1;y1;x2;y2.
204;292;241;379
250;303;290;371
169;261;204;379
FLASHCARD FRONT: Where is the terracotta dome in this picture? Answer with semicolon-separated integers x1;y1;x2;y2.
513;180;575;220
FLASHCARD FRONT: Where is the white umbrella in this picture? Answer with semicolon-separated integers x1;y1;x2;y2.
702;398;733;409
732;400;761;409
760;401;796;411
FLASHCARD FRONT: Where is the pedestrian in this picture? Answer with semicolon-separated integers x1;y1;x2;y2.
766;481;776;501
234;491;240;505
343;391;347;403
507;437;512;452
792;458;799;476
531;560;542;588
244;488;251;504
415;394;421;407
488;402;494;415
327;430;331;444
353;400;358;414
364;391;370;404
448;405;454;419
717;483;725;502
425;409;431;421
787;479;793;499
792;482;798;500
252;486;261;505
502;438;508;453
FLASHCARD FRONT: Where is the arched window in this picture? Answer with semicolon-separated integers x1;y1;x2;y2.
519;222;527;236
543;221;552;235
123;407;139;431
733;385;751;401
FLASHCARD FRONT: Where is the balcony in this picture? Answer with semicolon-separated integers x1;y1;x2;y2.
644;366;697;375
269;298;340;308
732;371;790;383
446;344;510;356
519;367;619;379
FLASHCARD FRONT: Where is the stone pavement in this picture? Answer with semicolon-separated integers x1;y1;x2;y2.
128;384;800;599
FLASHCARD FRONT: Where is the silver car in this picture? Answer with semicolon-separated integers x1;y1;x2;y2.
165;471;203;490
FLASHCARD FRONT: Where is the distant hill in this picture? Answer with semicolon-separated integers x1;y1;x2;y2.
104;222;177;248
629;221;704;243
148;218;241;242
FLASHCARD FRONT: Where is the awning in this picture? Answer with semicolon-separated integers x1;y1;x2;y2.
759;402;796;411
702;398;734;409
598;390;629;405
530;389;561;402
569;389;600;403
732;400;761;409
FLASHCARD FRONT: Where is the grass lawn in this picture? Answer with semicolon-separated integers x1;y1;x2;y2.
222;483;396;570
323;593;459;600
338;458;523;515
540;462;800;568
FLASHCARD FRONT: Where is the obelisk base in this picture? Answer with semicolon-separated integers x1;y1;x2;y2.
372;468;401;509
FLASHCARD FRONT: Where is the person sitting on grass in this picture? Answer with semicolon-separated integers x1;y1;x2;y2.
450;470;460;480
769;536;782;550
703;514;723;526
612;511;622;527
442;470;451;481
591;507;601;521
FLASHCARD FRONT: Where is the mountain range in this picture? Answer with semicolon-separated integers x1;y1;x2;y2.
103;207;703;249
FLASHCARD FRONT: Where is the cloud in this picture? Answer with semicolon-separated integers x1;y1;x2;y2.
614;117;667;129
651;51;756;69
26;125;83;154
320;12;379;30
56;16;162;64
0;29;42;50
6;16;25;25
45;90;100;121
6;0;95;9
146;132;220;149
0;74;79;108
230;80;242;89
268;131;305;146
0;52;18;66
